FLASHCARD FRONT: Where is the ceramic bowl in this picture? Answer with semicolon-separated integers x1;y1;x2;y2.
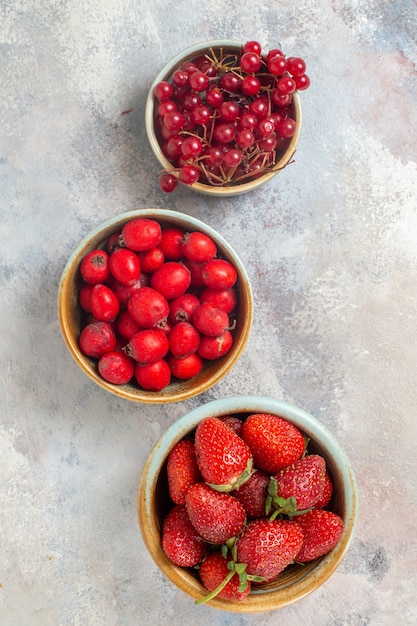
137;396;358;612
57;209;253;403
145;40;302;197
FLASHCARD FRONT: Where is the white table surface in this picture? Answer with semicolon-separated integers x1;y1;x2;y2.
2;1;417;624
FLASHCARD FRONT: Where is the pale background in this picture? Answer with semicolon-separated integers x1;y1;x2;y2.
1;1;417;624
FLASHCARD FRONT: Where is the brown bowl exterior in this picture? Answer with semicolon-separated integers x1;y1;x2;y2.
57;209;253;403
137;396;358;612
145;40;302;197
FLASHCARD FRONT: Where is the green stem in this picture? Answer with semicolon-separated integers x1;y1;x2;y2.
195;570;235;605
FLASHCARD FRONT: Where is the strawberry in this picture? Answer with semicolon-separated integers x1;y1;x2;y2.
197;551;251;603
294;509;344;562
236;518;304;581
218;414;244;437
314;471;334;509
167;439;202;504
162;504;208;567
274;454;326;511
241;413;305;473
233;469;270;518
194;417;253;491
185;482;246;544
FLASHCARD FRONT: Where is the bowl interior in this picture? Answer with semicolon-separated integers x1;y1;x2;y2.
58;210;253;403
145;40;302;197
138;396;358;612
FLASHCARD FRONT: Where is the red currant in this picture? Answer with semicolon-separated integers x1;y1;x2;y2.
154;80;173;101
242;40;262;55
286;56;307;77
189;71;209;92
179;164;200;185
240;51;262;73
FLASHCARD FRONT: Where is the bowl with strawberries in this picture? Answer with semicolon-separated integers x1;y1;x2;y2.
57;209;253;403
137;396;358;612
146;39;309;197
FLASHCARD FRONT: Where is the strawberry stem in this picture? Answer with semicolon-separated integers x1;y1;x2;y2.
195;569;235;605
207;458;254;493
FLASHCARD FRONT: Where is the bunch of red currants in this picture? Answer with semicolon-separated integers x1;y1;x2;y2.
77;217;239;391
153;40;310;192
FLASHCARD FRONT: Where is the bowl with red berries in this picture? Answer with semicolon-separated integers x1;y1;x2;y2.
146;39;309;197
57;209;253;403
137;396;358;612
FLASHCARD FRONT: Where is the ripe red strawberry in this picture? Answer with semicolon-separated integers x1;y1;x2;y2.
314;471;334;509
162;504;208;567
233;469;270;518
241;413;305;473
197;551;251;603
236;518;304;581
167;439;202;504
194;417;253;491
185;482;246;544
218;414;244;437
274;454;326;511
295;509;344;562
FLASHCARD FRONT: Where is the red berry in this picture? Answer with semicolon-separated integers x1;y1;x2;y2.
236;518;304;581
314;471;334;509
154;80;173;101
137;247;164;273
80;249;110;285
294;510;344;562
201;258;237;290
90;284;120;321
242;40;262;55
192;302;230;337
168;321;200;357
167;439;202;505
134;358;171;391
240;51;262;73
109;248;141;285
200;287;237;313
116;310;142;341
181;231;217;263
241;413;305;473
185;483;246;544
181;136;203;159
167;352;203;379
159;173;178;193
124;328;169;364
97;350;135;385
198;551;251;602
162;504;208;567
194;417;253;490
178;164;200;185
168;292;200;324
121;218;162;252
234;469;270;518
127;286;169;328
188;70;209;92
159;227;185;260
150;261;191;300
79;321;116;358
197;330;233;360
286;56;307;77
274;454;327;510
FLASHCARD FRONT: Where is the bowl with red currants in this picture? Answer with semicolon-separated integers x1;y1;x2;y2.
57;209;253;403
137;395;358;612
145;39;309;197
